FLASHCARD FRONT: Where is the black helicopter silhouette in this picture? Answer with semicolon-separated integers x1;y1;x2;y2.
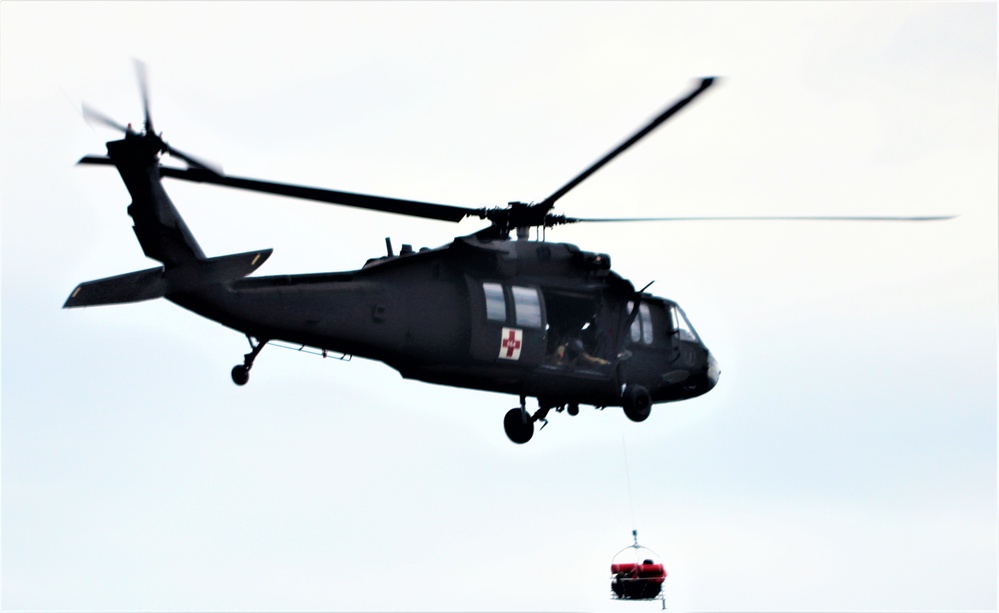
66;65;950;443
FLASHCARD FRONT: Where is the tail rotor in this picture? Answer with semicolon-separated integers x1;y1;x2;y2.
81;61;221;175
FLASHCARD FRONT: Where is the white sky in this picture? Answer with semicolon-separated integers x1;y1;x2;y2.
2;2;996;611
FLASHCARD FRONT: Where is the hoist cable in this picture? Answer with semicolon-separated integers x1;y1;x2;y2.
621;430;637;533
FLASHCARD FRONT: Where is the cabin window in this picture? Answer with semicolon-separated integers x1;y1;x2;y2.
512;286;542;328
627;301;654;345
483;282;506;322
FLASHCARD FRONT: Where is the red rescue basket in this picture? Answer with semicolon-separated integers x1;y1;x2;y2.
610;530;667;608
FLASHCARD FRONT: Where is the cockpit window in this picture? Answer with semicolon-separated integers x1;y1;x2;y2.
626;301;654;345
670;305;699;342
629;302;641;342
640;303;653;344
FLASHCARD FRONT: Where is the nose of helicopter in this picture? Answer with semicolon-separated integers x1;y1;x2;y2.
705;352;721;390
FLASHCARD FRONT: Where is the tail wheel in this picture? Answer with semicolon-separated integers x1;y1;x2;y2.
623;385;652;422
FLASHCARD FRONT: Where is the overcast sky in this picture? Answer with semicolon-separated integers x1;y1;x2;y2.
2;2;996;612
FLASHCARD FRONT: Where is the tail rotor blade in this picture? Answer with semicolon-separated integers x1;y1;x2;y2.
164;144;223;176
82;103;130;134
134;58;154;134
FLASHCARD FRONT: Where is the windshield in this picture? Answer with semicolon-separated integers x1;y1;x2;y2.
670;304;700;343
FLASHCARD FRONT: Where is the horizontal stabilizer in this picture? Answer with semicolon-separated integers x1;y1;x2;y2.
64;266;165;308
194;249;273;282
64;249;272;308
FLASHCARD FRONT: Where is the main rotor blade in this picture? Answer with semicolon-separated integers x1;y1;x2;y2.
564;214;956;223
158;166;479;223
538;77;717;212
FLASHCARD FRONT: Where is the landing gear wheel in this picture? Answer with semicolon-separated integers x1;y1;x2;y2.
504;408;534;444
623;385;652;422
231;365;250;386
230;335;268;386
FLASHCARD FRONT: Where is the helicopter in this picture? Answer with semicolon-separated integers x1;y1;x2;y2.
66;65;951;443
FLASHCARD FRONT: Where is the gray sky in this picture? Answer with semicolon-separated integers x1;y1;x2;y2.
2;2;996;611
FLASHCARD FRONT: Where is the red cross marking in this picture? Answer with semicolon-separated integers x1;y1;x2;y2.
502;329;522;358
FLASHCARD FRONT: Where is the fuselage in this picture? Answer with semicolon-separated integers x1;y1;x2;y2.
168;235;720;408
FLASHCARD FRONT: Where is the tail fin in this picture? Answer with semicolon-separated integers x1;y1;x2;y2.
64;248;272;308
